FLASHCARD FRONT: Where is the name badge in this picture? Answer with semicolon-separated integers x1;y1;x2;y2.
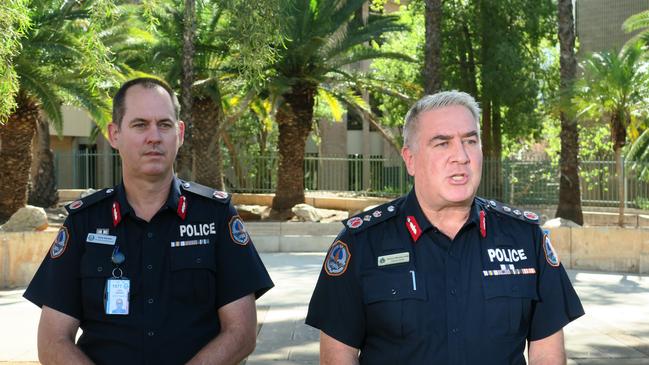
105;278;130;315
87;233;117;246
377;252;410;267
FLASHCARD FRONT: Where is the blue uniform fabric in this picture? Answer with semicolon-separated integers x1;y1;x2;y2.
306;190;584;365
24;177;273;365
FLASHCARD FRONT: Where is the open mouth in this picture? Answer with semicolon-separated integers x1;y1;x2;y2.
449;174;468;183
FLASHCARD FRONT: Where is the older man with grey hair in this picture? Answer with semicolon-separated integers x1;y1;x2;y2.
306;90;584;365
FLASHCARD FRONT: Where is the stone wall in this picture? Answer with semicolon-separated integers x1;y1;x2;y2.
2;224;648;289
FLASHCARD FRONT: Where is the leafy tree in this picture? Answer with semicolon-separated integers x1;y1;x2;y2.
265;0;408;212
423;0;442;93
124;0;283;189
555;0;583;225
0;0;30;123
0;0;116;221
575;42;649;226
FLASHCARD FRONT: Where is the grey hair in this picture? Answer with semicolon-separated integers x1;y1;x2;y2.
403;90;481;149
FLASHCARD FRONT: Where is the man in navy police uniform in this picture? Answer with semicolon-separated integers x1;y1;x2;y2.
24;77;274;365
306;91;584;364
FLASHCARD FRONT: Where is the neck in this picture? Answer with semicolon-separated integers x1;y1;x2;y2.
122;173;174;222
415;191;472;240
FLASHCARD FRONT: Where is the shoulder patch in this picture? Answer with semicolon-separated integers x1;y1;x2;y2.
543;230;560;267
480;197;540;225
50;226;69;258
228;215;250;245
324;240;351;276
180;181;231;204
342;198;401;234
65;188;115;214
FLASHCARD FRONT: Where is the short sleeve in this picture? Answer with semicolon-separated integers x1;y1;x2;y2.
213;202;273;308
528;227;585;340
23;218;84;320
305;230;365;349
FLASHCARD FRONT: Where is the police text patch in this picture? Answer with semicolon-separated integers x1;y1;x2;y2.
325;240;351;276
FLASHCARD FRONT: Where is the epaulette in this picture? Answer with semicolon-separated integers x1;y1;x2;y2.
65;188;116;214
180;180;231;204
342;198;402;234
478;197;540;225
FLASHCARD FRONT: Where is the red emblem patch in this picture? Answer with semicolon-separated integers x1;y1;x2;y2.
346;217;363;229
480;210;487;238
177;195;187;220
213;190;229;200
524;211;539;221
69;200;83;210
406;216;422;242
112;202;121;227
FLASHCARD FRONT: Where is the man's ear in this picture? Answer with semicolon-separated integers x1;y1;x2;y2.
177;120;185;146
401;145;416;177
107;123;120;149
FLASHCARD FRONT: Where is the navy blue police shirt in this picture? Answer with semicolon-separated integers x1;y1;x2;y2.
24;177;274;365
306;189;584;365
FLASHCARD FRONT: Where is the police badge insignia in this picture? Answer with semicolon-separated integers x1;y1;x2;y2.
229;215;250;245
325;240;351;276
69;200;83;210
543;231;560;267
50;226;69;258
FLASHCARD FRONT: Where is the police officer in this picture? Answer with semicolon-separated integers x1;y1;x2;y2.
306;91;584;364
24;77;274;365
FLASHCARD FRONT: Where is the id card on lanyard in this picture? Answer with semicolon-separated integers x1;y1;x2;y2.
104;219;130;315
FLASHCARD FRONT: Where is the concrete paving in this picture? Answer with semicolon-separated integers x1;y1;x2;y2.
1;253;649;364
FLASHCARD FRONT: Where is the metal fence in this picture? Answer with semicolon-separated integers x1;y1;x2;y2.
53;151;649;209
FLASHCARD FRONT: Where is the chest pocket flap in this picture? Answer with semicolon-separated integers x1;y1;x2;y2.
362;270;427;304
483;275;539;301
170;244;216;272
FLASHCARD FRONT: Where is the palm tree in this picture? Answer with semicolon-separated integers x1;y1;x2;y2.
0;0;115;221
0;0;30;122
576;42;649;226
266;0;408;212
555;0;583;225
125;0;282;189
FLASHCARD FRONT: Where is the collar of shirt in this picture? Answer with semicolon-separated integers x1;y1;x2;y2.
114;176;183;220
400;189;481;234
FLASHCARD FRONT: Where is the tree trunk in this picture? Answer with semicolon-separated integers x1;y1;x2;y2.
491;100;503;200
555;0;583;225
0;93;38;221
423;0;442;94
615;146;625;227
612;111;627;227
176;0;196;181
28;114;59;208
221;130;245;189
192;95;224;190
271;83;316;212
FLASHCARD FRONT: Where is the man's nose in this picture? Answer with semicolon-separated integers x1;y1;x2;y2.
147;126;163;143
451;141;470;164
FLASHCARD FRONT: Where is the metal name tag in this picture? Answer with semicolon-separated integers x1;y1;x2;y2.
377;252;410;267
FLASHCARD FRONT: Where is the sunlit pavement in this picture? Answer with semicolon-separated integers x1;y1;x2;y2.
1;253;648;365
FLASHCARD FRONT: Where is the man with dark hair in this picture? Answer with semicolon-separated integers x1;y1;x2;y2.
306;91;584;364
25;77;274;365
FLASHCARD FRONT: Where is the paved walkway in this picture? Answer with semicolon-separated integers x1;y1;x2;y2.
2;253;649;364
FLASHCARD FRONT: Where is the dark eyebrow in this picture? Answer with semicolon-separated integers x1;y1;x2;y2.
428;131;479;144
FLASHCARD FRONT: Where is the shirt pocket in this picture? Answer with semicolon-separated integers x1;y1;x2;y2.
80;246;114;319
362;270;427;338
169;244;216;306
482;276;538;339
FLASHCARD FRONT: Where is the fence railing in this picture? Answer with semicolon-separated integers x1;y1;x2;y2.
53;151;649;209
